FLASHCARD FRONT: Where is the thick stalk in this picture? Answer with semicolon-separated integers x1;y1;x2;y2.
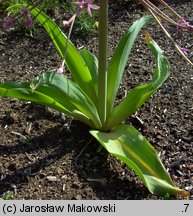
98;0;108;128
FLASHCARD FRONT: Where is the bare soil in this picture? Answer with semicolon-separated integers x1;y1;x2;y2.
0;0;192;199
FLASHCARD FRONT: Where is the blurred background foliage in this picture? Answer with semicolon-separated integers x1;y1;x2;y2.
1;0;99;36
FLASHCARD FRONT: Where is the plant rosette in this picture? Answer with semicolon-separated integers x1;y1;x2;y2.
0;1;190;197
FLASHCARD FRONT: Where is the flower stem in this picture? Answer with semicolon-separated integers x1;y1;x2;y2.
98;0;108;128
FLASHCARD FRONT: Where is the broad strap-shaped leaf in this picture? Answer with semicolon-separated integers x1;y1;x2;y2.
30;72;101;128
107;16;154;115
0;81;94;127
90;124;187;196
0;81;73;114
27;6;98;104
79;49;98;95
0;72;101;128
106;37;170;129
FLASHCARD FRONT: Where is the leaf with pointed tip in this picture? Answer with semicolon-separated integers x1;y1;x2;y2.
0;72;101;128
106;37;170;129
27;6;97;103
33;72;101;128
0;81;75;115
107;16;154;116
79;49;98;95
90;124;187;196
30;72;98;120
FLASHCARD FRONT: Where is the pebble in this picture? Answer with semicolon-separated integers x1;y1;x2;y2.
75;195;82;200
62;184;66;191
46;176;59;182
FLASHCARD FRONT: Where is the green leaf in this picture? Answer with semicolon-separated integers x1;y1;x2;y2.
6;4;21;12
30;72;101;128
106;37;170;129
0;81;75;115
0;72;101;128
0;191;13;200
79;49;98;95
27;6;97;104
107;16;154;115
90;124;187;196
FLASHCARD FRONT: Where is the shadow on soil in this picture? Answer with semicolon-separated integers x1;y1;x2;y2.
0;118;150;199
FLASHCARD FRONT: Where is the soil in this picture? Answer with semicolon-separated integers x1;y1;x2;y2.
0;0;192;200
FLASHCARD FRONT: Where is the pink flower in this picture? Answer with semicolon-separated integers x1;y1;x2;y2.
57;67;64;74
177;45;189;56
62;20;70;27
61;1;100;74
74;0;100;16
62;1;99;28
178;19;188;27
24;16;33;28
62;14;76;27
57;60;65;74
19;7;30;16
178;18;193;33
4;18;14;28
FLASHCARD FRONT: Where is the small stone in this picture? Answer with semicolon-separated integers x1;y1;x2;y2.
61;175;68;180
185;186;193;191
62;184;66;191
76;195;82;200
46;176;59;182
25;122;32;135
56;167;63;174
